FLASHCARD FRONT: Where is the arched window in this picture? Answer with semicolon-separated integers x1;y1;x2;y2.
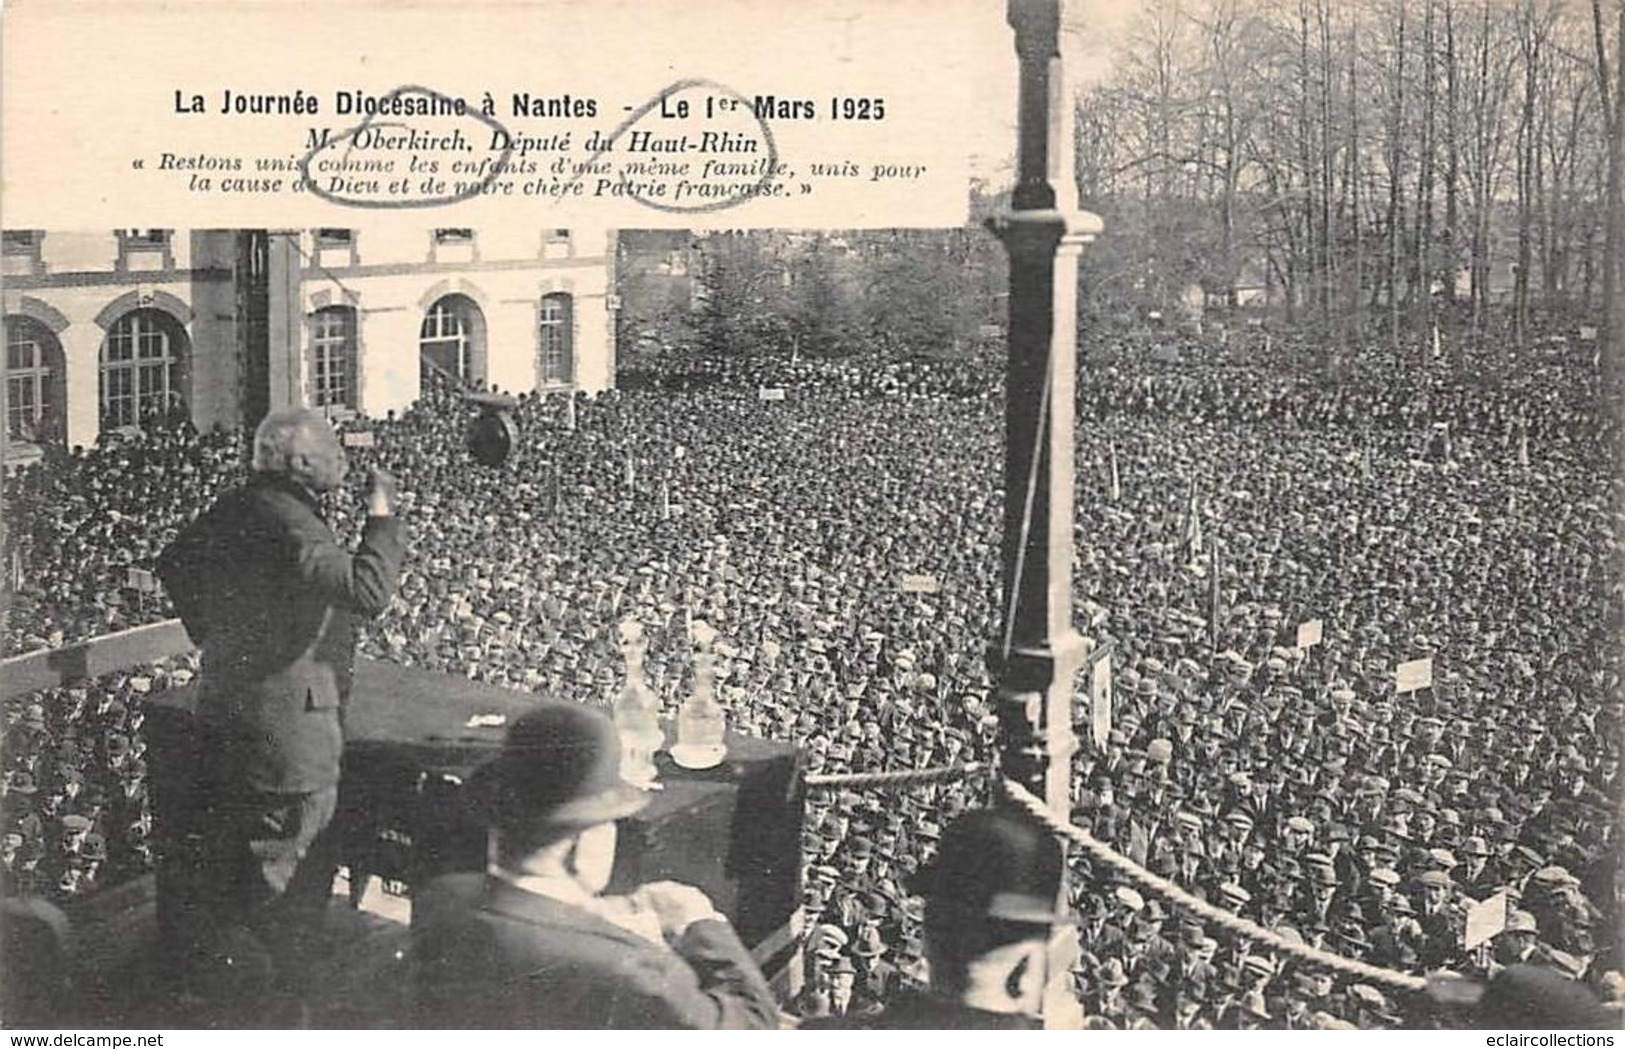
100;309;186;430
420;294;488;387
4;316;64;445
538;292;574;386
309;306;358;409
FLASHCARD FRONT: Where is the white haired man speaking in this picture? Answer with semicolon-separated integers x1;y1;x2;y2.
158;407;406;1022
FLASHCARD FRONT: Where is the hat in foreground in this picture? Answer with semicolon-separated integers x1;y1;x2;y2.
468;701;650;839
908;808;1072;924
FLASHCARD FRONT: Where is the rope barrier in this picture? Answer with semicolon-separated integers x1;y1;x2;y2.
999;778;1430;995
799;762;1428;994
803;762;983;789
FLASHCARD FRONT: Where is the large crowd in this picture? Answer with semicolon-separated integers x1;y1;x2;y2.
617;346;999;400
1;327;1619;1028
0;655;194;902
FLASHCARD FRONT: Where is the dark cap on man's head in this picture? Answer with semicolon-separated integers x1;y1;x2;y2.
467;702;649;844
907;808;1071;924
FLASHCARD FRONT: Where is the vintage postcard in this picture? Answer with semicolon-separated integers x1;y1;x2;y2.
2;0;1620;1037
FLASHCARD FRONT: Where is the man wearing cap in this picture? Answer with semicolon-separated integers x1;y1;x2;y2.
1217;950;1277;1028
1125;898;1179;981
825;955;860;1016
1237;837;1272;901
1416;869;1464;969
1457;836;1503;897
1492;909;1560;971
413;701;777;1029
1087;958;1132;1022
803;922;849;997
156;407;406;1013
1280;814;1314;856
1171;926;1220;1000
851;922;898;1014
802;808;1068;1029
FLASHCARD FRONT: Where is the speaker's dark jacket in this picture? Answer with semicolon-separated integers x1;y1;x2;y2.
158;472;406;794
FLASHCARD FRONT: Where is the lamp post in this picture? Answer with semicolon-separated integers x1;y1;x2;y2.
992;0;1102;1028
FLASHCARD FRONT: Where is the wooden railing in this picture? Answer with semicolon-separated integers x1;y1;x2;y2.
0;620;195;699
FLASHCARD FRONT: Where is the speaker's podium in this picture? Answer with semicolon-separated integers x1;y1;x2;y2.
146;659;806;979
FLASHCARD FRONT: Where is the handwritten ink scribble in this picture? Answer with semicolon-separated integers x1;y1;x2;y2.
567;77;779;215
299;84;512;210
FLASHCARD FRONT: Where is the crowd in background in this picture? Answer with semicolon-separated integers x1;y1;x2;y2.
2;427;241;654
1;325;1619;1028
0;654;196;902
617;348;999;400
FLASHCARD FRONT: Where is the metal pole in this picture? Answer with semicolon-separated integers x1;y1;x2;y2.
993;0;1102;1027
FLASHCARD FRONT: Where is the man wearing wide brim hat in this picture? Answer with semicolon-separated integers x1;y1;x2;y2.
802;807;1070;1030
413;701;778;1029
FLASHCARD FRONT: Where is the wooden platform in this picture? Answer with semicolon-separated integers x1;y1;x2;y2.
10;874;418;1030
5;650;804;1027
15;867;800;1029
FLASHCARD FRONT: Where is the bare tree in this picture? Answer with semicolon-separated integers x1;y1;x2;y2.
1594;0;1625;390
1068;0;1614;373
1413;0;1440;338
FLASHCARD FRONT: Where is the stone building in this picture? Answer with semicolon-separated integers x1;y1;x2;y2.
1;227;617;459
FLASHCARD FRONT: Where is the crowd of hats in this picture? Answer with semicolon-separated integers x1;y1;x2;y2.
1;326;1619;1028
4;424;241;655
1073;334;1609;451
0;656;194;902
617;348;998;400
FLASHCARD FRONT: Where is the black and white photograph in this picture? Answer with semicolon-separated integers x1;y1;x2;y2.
1;0;1623;1035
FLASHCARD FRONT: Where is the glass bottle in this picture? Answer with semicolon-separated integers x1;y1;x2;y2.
613;619;662;788
673;628;727;769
